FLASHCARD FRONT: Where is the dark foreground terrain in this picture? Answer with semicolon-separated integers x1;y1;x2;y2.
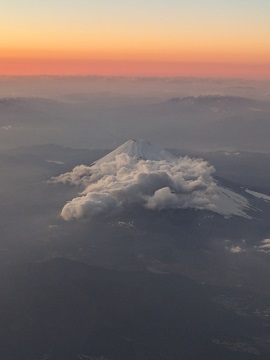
0;258;270;360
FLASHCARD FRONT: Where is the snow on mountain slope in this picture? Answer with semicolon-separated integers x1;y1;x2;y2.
93;139;176;164
245;189;270;202
52;139;252;220
213;187;251;218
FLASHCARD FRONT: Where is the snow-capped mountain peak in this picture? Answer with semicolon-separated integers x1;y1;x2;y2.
93;139;177;165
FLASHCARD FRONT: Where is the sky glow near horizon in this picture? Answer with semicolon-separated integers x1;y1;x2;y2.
1;0;270;77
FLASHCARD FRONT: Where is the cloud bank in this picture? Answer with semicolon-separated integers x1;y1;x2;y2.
51;153;222;220
255;239;270;253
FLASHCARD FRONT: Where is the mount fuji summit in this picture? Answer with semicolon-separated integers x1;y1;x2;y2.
92;139;177;164
50;139;268;221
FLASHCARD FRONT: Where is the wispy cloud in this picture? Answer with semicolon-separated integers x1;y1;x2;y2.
1;125;12;130
255;239;270;253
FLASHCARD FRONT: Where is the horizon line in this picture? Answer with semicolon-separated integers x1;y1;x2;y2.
1;74;270;81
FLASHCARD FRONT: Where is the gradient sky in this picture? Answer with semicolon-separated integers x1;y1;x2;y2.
1;0;270;77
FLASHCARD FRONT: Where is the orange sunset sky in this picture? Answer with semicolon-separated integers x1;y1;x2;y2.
1;0;270;78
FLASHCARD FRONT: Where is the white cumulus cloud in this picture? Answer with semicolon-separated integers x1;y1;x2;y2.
51;153;223;220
